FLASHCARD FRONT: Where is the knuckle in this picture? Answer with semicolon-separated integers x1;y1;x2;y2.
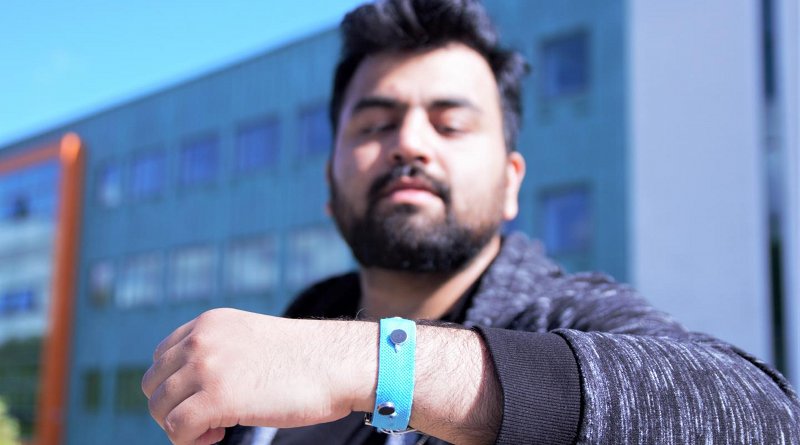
198;307;228;323
188;357;215;383
164;407;192;442
183;333;205;353
159;375;179;399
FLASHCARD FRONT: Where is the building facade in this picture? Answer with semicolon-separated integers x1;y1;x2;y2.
0;1;795;443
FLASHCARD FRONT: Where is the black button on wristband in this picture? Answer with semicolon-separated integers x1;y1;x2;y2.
390;329;407;346
377;401;396;416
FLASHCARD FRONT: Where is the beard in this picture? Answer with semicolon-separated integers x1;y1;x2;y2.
330;162;503;273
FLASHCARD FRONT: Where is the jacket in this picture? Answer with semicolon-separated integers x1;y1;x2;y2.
223;232;799;444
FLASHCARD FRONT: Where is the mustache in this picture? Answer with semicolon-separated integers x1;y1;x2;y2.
367;163;450;206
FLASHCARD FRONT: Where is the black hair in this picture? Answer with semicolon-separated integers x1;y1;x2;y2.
329;0;529;151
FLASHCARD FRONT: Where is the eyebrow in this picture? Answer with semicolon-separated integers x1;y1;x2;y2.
351;96;403;114
428;98;482;113
350;95;482;116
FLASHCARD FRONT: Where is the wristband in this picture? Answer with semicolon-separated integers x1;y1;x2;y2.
365;317;417;433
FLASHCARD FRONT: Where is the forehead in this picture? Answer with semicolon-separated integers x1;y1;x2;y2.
339;43;501;119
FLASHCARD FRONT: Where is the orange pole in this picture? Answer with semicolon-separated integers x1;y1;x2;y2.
33;133;84;445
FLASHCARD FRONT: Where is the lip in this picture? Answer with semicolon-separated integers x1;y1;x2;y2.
379;177;438;198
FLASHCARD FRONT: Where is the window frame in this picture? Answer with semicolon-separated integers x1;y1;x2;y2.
234;116;281;174
539;28;591;99
178;133;220;188
129;148;167;201
296;103;333;162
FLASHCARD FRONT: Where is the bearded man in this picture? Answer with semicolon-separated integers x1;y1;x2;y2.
141;1;800;444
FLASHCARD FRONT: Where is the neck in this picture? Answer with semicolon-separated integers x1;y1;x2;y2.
356;235;501;320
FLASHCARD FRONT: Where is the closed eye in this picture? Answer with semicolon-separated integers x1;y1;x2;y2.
360;122;398;135
435;124;464;135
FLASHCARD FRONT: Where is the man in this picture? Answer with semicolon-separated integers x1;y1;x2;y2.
141;0;800;444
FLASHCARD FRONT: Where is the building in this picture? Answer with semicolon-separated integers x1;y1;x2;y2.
0;1;796;444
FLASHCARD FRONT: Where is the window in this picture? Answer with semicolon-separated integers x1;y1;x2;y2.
170;245;216;301
95;161;123;207
114;366;147;413
83;369;102;412
0;289;36;316
541;31;589;97
179;136;218;186
131;151;166;199
88;260;114;307
0;160;60;221
285;226;352;291
297;105;331;160
117;253;162;308
540;186;592;255
226;235;279;294
235;120;280;172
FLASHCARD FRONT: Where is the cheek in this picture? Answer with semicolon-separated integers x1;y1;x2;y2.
331;144;384;204
446;152;507;215
333;135;386;175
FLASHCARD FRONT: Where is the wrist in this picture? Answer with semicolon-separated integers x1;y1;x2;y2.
327;320;379;414
366;317;417;432
410;325;502;443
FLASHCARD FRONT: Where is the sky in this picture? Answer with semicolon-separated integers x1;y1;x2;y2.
0;1;365;147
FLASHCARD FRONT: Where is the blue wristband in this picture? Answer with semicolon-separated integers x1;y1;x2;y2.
366;317;417;433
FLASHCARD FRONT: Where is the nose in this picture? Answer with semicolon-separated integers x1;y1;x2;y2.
390;107;434;165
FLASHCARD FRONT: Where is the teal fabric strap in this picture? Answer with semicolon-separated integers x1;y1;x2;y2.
369;317;417;433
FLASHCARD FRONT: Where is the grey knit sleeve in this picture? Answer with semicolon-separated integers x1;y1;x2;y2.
538;273;800;443
558;329;799;444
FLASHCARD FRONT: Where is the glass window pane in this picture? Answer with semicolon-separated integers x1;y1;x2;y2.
285;226;352;291
88;261;114;308
1;161;60;222
117;253;162;308
180;137;218;186
0;289;36;315
114;366;147;413
170;245;216;301
235;120;280;172
131;151;166;199
226;235;279;294
540;186;592;255
542;31;589;97
83;369;102;412
297;105;331;160
95;162;123;207
0;336;41;437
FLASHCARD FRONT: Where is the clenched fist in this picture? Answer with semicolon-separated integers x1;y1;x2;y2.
141;308;378;445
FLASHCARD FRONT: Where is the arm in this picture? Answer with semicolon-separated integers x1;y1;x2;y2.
554;329;800;444
141;308;508;445
481;272;800;444
141;289;800;445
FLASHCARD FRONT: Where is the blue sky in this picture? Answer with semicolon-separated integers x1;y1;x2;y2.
0;1;365;147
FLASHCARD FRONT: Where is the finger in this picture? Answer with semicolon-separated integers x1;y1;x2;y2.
164;390;223;445
154;317;196;361
194;427;226;445
147;365;200;431
143;333;193;398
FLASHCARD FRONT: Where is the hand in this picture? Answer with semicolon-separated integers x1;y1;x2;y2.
141;308;377;445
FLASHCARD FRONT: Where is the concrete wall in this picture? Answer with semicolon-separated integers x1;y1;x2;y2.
776;0;799;385
628;1;771;359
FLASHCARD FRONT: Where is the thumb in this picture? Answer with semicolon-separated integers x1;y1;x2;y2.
195;427;226;445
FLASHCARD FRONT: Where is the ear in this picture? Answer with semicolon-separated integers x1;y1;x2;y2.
502;151;526;221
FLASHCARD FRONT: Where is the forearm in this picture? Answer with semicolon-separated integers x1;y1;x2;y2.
559;330;800;443
348;323;502;445
143;311;505;444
